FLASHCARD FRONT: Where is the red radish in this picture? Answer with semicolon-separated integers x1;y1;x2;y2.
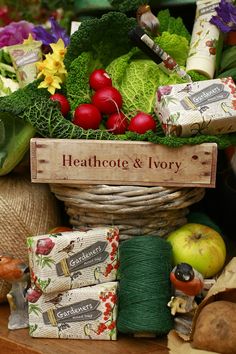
73;103;102;130
50;93;70;117
89;69;112;91
128;112;156;134
106;112;129;134
92;86;123;115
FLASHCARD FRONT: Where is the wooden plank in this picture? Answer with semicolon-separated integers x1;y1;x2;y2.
0;304;168;354
30;138;217;188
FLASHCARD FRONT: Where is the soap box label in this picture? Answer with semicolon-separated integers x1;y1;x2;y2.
27;227;119;294
42;299;101;325
155;77;236;139
56;241;109;276
28;282;118;340
30;138;217;188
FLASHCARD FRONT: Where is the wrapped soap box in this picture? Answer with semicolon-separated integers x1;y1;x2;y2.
155;77;236;137
27;226;119;294
28;281;118;340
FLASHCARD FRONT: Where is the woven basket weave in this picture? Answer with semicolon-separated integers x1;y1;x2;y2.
50;184;205;240
0;173;62;302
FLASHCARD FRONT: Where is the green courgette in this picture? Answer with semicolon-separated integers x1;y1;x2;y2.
0;113;35;176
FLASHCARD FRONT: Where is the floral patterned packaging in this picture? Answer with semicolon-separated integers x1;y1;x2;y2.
185;0;220;79
27;227;119;294
155;77;236;137
7;41;42;87
27;281;118;340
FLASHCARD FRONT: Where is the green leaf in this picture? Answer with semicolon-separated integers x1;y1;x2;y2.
29;304;42;316
217;67;236;81
37;278;51;290
0;118;5;145
220;46;236;72
26;237;34;248
42;257;55;268
29;324;38;335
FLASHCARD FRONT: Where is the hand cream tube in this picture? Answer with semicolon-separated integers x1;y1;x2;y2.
186;0;220;79
7;41;42;88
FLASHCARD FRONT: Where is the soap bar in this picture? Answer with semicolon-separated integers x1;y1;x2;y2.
155;77;236;137
27;227;119;294
28;281;118;340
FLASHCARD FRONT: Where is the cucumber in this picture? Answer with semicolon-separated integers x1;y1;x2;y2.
0;112;35;176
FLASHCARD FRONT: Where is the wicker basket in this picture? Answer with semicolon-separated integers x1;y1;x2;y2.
50;184;205;240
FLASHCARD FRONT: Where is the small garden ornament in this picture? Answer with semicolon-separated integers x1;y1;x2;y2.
0;255;30;329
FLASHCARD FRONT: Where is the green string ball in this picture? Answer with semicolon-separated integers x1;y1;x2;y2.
117;236;174;335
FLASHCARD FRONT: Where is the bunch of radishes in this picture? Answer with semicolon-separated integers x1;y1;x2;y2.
50;69;157;135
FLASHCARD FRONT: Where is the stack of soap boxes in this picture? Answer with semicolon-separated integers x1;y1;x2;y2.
26;226;119;340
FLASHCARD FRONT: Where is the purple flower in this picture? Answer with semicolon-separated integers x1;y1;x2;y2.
36;238;55;255
0;20;35;48
210;0;236;33
32;17;70;47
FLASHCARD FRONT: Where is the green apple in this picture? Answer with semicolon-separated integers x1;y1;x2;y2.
167;223;226;278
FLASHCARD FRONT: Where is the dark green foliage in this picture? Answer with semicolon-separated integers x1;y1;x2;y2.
65;52;95;112
0;80;50;116
108;0;148;12
64;11;136;69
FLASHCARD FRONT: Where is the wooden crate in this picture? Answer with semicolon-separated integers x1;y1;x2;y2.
30;138;217;188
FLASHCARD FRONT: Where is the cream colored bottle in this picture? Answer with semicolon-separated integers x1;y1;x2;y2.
186;0;220;79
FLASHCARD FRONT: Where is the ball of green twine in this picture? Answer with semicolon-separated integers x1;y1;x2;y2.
117;236;174;335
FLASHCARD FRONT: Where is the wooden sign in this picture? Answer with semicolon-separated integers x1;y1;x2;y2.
30;138;217;188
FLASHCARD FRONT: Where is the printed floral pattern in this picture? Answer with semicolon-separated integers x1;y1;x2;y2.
27;227;119;294
103;228;119;278
83;286;118;340
36;238;55;255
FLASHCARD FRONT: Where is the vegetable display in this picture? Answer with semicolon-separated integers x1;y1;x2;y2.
0;6;236;171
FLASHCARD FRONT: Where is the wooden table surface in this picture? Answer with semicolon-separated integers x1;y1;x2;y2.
0;304;169;354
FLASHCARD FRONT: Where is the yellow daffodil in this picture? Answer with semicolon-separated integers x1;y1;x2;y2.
36;37;68;94
43;53;67;77
38;74;62;95
50;38;67;58
23;33;36;45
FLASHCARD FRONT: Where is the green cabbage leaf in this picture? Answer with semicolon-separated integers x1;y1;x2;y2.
106;48;186;116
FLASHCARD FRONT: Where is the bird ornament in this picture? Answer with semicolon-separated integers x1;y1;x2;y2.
168;262;204;316
0;255;30;329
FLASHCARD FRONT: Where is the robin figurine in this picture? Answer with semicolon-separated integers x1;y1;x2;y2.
170;262;204;297
0;255;30;329
168;262;204;316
